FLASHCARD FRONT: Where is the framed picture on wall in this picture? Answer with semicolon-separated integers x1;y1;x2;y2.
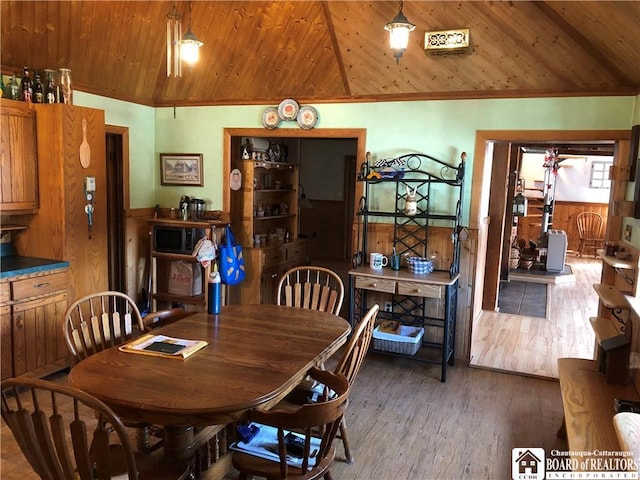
160;153;204;186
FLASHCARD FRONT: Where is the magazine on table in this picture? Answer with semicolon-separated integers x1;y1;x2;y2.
230;422;320;469
118;334;207;359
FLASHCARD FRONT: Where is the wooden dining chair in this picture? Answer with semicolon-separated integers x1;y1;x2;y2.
63;291;187;363
63;291;147;363
277;304;378;465
276;266;344;316
577;211;604;257
63;290;185;452
232;367;350;480
332;303;378;464
1;376;190;480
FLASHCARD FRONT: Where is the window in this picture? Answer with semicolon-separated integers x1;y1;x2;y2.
589;161;612;189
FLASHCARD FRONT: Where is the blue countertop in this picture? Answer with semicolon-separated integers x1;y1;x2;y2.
0;256;70;279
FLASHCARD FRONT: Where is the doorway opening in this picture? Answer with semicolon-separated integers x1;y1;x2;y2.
491;142;613;315
105;126;129;294
469;130;629;378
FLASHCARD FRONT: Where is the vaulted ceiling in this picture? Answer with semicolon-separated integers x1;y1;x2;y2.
1;1;639;107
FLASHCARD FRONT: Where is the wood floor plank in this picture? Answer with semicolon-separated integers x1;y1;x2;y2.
470;256;600;378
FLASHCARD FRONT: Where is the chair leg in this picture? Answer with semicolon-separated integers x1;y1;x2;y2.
340;418;354;464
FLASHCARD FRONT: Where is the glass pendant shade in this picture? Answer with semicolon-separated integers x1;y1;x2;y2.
384;3;416;63
181;29;203;64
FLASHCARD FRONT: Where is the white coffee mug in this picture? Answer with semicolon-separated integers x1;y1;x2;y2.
370;252;388;269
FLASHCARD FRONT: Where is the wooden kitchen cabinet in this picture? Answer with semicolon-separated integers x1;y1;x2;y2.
1;268;69;379
0;99;38;214
239;240;308;305
13;104;107;302
1;281;12;379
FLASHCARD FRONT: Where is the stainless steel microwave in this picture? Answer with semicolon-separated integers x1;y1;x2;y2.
153;225;205;255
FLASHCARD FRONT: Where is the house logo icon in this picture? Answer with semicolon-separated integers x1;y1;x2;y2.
512;448;545;480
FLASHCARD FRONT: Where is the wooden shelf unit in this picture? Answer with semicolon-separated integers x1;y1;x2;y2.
148;219;228;312
229;136;309;305
591;246;639;384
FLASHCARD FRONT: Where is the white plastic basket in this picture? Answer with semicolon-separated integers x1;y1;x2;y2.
372;325;424;355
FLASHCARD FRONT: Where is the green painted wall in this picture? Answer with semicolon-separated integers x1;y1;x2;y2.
74;91;155;209
71;92;637;229
155;96;636;224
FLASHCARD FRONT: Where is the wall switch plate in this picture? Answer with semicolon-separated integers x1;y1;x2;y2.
384;301;393;312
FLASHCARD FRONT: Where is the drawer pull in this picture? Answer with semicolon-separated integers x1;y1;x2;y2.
34;282;51;289
371;282;377;288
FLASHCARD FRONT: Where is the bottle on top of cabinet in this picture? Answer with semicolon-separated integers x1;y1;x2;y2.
33;73;44;103
20;67;32;103
44;70;57;104
7;75;20;100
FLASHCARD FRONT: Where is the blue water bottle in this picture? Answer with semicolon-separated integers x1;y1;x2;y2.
208;270;221;315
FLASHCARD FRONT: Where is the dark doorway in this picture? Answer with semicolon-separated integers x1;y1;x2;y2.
105;132;125;292
299;140;358;262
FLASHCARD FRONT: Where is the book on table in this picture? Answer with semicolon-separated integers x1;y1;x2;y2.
119;334;208;359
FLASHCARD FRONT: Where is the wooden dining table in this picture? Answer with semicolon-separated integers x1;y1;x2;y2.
68;304;351;468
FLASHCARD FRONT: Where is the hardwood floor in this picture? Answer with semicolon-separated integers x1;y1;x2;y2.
2;356;566;480
2;258;585;479
470;255;601;378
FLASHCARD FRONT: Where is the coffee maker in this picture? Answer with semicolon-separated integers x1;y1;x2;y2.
189;198;205;220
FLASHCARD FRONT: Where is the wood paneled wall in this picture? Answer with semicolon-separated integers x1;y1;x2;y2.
516;201;608;252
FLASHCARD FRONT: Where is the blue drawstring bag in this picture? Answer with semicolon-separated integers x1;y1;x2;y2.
219;225;246;285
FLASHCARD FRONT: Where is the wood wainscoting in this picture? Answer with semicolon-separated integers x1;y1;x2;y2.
350;222;477;363
124;207;157;305
516;201;608;253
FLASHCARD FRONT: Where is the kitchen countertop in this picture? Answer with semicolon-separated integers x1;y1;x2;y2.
0;255;70;279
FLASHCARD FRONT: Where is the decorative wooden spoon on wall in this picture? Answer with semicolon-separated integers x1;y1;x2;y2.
80;118;91;168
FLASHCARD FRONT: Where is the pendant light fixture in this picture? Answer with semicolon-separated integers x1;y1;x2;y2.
181;1;203;65
166;3;182;77
384;1;415;64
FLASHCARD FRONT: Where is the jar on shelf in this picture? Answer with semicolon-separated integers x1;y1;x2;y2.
59;68;72;104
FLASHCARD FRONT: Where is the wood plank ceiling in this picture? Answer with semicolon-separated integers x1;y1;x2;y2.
1;1;639;107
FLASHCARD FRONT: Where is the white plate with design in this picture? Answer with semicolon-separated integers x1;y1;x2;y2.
261;107;280;129
278;98;299;121
296;106;318;130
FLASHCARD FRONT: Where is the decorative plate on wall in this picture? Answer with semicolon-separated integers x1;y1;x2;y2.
261;107;280;129
296;106;318;130
278;99;299;121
